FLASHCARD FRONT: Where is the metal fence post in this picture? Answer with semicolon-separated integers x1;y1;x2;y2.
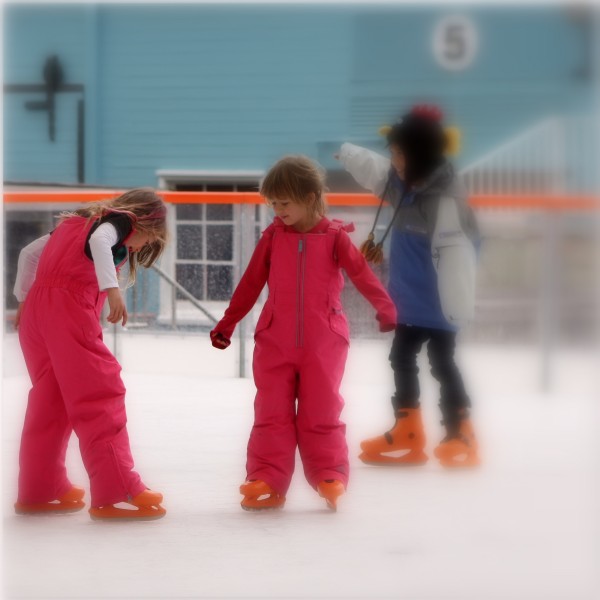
237;203;256;378
539;210;559;393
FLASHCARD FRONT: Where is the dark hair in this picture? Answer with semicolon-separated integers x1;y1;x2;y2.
387;109;448;185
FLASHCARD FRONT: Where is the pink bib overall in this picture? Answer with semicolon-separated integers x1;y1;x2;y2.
247;220;351;494
17;216;146;507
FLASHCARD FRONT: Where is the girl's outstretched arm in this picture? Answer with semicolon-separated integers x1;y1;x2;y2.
336;229;397;332
210;226;273;349
336;143;391;196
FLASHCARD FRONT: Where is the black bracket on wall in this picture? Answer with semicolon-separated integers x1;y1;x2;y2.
4;55;86;182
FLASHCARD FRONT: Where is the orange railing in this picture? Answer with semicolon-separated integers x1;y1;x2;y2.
3;190;600;210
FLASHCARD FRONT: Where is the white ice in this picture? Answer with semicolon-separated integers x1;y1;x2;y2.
2;332;598;600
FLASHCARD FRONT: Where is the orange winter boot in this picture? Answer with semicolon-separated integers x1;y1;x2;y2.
317;480;345;511
359;408;428;466
240;480;285;511
15;485;86;515
88;489;166;521
434;418;480;468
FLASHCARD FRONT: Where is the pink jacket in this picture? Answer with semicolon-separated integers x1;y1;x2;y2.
212;217;397;345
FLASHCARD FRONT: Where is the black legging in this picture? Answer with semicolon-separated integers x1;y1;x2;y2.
389;324;471;429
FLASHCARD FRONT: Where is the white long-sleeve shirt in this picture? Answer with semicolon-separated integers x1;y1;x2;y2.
13;222;123;302
338;142;391;197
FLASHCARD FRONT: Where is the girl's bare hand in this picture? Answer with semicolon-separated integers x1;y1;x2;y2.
107;288;128;326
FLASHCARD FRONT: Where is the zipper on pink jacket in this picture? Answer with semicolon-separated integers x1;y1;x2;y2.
296;238;306;347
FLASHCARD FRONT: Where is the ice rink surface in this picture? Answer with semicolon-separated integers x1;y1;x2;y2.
2;333;598;600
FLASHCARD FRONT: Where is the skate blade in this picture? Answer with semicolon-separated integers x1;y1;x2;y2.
241;503;284;512
434;447;480;468
438;457;481;469
89;505;166;521
14;500;85;515
240;494;285;511
359;452;428;466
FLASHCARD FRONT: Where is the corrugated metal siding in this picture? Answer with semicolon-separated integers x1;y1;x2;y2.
97;6;352;185
3;4;594;186
351;8;584;83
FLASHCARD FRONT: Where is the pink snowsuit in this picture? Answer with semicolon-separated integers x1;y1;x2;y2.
17;216;147;508
212;217;397;494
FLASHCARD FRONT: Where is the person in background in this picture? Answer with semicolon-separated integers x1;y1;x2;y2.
337;104;481;468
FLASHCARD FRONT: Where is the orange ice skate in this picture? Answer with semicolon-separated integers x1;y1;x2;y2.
317;479;345;511
15;485;86;515
359;408;428;466
240;480;285;511
88;489;166;521
434;418;480;468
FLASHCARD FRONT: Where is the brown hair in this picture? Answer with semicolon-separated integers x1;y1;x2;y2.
260;155;327;218
60;188;168;286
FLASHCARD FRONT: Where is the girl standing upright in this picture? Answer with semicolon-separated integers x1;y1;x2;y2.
211;156;397;511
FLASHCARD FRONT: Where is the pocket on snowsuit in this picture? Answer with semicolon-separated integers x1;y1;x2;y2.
254;303;274;339
328;307;350;344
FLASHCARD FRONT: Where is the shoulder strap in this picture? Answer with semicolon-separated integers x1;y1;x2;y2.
328;218;355;234
328;219;356;262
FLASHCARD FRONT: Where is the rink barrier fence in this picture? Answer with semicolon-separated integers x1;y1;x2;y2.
4;191;600;211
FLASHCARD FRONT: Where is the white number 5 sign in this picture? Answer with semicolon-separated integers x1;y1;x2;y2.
433;15;479;71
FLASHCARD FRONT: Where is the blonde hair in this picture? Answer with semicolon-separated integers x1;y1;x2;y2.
260;155;327;218
60;188;168;286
